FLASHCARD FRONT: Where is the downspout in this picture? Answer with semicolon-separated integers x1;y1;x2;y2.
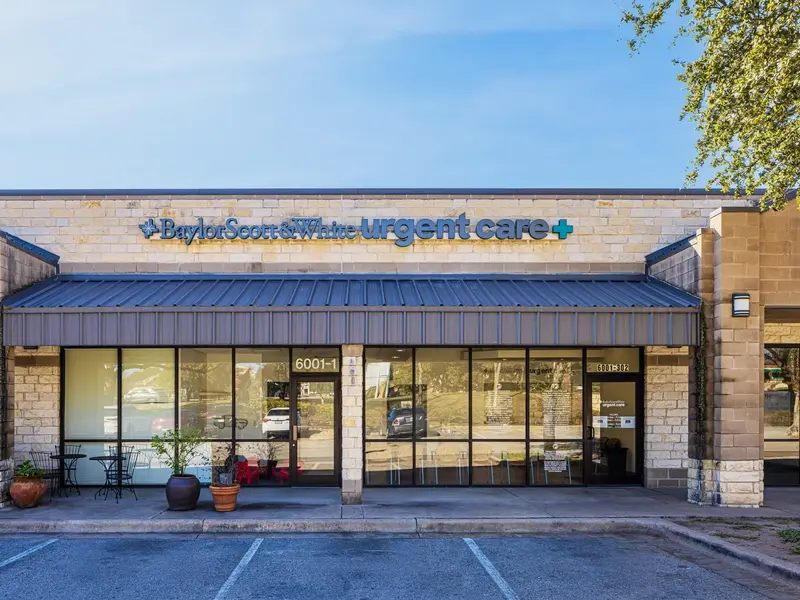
0;305;6;460
695;303;708;502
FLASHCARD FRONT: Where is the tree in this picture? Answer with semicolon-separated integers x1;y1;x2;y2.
623;1;800;209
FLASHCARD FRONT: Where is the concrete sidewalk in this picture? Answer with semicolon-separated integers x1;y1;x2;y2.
0;486;798;523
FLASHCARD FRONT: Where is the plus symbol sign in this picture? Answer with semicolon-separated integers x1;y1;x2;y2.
551;219;573;240
139;219;159;238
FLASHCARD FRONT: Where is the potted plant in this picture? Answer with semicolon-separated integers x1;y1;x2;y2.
9;460;47;508
151;428;204;511
209;443;241;512
265;441;279;480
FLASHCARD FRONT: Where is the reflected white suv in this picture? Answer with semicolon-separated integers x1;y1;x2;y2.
262;407;290;438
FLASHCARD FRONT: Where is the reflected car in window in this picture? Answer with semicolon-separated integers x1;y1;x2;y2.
262;408;291;438
123;387;170;404
387;407;427;438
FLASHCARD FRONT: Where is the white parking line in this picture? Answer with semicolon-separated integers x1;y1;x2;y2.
213;538;263;600
0;539;58;569
463;538;520;600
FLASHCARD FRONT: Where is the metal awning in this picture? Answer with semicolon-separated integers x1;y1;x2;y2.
1;273;700;347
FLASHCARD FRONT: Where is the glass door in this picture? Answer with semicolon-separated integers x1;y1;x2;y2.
585;377;642;484
291;378;339;485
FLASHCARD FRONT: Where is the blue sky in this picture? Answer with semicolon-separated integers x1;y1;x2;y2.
0;1;697;189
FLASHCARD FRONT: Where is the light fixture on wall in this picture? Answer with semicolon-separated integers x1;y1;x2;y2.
732;293;751;317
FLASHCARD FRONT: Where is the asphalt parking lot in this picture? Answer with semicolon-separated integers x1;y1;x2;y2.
0;534;797;600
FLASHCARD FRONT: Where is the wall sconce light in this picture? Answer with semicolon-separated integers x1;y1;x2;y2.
732;293;750;317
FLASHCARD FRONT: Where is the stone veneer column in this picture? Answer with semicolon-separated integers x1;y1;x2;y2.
687;228;718;504
709;210;763;506
340;345;364;505
644;346;690;488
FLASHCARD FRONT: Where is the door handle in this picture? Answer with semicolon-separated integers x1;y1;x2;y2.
292;425;298;441
588;426;595;439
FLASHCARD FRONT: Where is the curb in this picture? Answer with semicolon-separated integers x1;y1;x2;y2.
653;520;800;582
0;517;655;535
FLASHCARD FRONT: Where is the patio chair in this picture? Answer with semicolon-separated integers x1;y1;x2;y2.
499;451;512;484
418;450;439;485
30;451;58;501
235;459;259;485
456;450;469;485
389;451;401;485
57;443;83;496
118;449;140;500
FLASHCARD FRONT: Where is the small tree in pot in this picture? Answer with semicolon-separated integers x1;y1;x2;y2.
209;442;240;512
151;428;204;511
9;460;46;508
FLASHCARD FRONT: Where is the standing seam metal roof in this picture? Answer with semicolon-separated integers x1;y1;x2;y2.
3;273;699;310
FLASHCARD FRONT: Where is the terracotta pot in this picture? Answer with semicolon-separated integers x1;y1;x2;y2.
10;476;47;508
165;474;201;511
209;484;241;512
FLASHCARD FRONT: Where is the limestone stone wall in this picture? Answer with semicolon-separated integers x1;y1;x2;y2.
0;193;751;273
341;344;363;504
13;347;60;459
1;232;58;505
760;209;800;307
644;346;690;488
764;323;800;344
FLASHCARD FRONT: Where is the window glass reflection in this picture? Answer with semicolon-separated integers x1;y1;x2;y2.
365;349;413;440
65;349;118;440
471;442;526;485
530;442;583;485
179;349;233;438
235;349;290;440
416;348;468;439
235;442;290;486
764;347;799;442
471;349;525;439
365;442;412;485
121;349;175;439
415;442;469;485
529;350;583;440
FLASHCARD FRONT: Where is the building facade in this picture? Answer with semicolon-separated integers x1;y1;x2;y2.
0;189;796;507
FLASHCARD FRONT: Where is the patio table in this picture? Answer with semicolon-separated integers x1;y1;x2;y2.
50;453;86;497
90;455;126;503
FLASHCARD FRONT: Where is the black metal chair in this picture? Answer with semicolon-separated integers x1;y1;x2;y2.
30;451;58;501
61;443;82;491
117;449;140;500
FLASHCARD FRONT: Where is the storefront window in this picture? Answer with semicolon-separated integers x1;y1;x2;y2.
235;441;290;486
415;442;469;485
472;442;526;485
415;348;468;439
64;349;118;440
235;349;290;440
529;349;582;440
365;442;412;485
178;348;233;439
764;346;800;486
471;349;525;440
128;442;172;485
364;348;413;440
121;349;175;439
530;441;583;485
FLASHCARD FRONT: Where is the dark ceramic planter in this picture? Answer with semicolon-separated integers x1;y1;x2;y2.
165;474;200;511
